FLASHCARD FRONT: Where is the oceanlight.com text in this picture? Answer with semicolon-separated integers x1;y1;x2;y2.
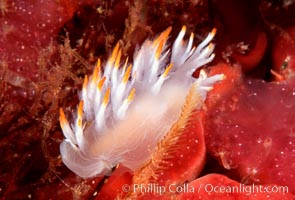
121;183;289;196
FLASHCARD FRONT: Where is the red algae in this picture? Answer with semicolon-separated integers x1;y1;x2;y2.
272;27;295;81
177;174;294;199
0;0;95;81
95;165;133;200
232;32;268;71
206;79;295;193
1;0;295;199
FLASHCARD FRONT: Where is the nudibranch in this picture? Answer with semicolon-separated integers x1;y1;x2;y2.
59;26;224;178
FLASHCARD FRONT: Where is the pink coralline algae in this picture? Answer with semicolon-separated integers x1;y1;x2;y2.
206;75;295;194
0;0;95;106
0;1;94;79
1;0;295;199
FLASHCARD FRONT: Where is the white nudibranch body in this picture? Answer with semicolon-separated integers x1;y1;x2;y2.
59;26;224;178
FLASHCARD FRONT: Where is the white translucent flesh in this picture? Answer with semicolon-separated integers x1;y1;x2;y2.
60;26;223;178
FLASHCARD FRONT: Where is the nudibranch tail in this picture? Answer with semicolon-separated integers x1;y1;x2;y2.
130;69;224;195
59;26;224;178
131;71;208;187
